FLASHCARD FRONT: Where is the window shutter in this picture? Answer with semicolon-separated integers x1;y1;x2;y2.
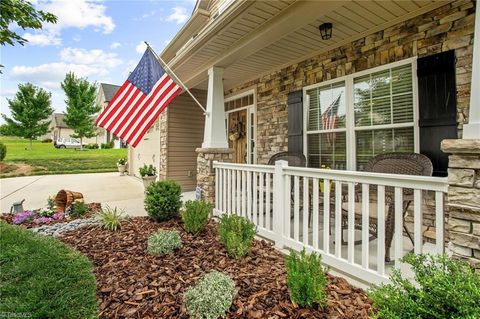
417;50;457;177
288;90;303;153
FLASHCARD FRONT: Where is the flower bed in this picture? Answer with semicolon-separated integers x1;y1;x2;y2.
0;203;101;228
59;217;372;318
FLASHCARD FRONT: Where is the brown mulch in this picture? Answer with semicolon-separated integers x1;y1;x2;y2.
0;202;102;227
59;217;373;319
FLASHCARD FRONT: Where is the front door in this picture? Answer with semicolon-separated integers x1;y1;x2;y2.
228;109;248;163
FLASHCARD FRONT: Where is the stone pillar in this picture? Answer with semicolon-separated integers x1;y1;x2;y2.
441;139;480;271
196;148;233;205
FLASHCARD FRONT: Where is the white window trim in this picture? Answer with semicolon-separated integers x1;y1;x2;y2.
302;57;419;171
224;88;257;164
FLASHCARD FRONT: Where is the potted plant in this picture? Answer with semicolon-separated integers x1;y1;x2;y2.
117;158;127;175
139;164;157;188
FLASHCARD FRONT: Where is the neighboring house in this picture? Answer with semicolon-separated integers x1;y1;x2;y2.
96;83;125;148
49;113;98;144
129;0;479;284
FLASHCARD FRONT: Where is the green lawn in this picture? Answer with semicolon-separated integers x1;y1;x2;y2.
0;136;127;177
0;222;98;318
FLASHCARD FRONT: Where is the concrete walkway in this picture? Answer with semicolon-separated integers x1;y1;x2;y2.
1;173;195;216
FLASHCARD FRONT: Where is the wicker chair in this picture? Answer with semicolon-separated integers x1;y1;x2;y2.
341;152;433;262
267;152;306;167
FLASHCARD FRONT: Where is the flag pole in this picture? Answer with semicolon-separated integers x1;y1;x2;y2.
144;41;208;115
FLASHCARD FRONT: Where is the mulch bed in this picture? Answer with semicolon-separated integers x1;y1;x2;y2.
0;203;102;227
59;217;373;318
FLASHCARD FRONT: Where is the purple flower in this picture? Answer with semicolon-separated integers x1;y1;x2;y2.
12;211;35;225
52;212;64;220
32;217;53;224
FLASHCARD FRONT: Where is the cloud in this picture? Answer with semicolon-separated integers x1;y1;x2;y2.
23;31;61;46
23;0;115;46
166;7;188;24
135;41;147;54
132;10;157;21
9;48;123;94
110;42;121;49
40;0;115;33
164;39;171;45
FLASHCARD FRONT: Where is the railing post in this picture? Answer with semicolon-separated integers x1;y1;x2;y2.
273;160;288;248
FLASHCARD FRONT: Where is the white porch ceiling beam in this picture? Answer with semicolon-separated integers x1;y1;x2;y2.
463;2;480;139
182;0;350;88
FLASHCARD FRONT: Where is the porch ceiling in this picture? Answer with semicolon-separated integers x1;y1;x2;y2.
167;0;450;91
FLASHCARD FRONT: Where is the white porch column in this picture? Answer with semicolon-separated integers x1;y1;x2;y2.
463;3;480;139
202;66;228;148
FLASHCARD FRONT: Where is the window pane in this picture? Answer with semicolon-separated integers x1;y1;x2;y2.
307;132;346;169
307;81;346;131
356;127;414;170
354;63;413;128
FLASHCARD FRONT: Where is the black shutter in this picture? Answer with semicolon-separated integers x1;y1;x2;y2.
417;50;457;177
288;90;303;153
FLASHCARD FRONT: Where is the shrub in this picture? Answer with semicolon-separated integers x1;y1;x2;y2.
181;200;212;234
144;180;182;222
369;253;480;319
0;222;98;318
41;138;53;143
147;230;182;255
285;249;327;308
95;206;125;231
117;158;127;166
0;142;6;161
184;271;236;319
218;214;256;259
139;164;156;177
70;201;88;217
85;143;99;149
100;141;114;149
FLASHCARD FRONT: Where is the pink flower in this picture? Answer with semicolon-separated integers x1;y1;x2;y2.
32;217;53;224
52;212;64;220
13;211;35;224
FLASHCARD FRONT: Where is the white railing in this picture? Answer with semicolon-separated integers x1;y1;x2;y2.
213;160;448;285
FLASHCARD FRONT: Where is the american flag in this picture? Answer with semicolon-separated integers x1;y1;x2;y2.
96;48;182;147
321;93;341;144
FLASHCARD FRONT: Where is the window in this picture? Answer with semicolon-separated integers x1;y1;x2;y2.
304;60;416;170
306;82;347;169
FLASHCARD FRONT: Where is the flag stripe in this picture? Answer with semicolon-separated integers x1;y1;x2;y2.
97;82;133;127
109;90;146;135
98;83;135;127
105;88;143;131
96;81;130;126
103;84;139;129
117;75;170;139
131;86;182;147
123;79;177;141
121;78;174;140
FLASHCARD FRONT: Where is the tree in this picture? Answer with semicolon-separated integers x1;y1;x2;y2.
0;0;57;46
61;72;100;149
2;83;54;149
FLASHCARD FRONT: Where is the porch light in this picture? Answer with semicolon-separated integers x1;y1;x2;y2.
319;23;332;40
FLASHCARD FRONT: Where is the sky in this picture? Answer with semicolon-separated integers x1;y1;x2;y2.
0;0;196;123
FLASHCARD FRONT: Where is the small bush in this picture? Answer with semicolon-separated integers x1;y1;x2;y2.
0;142;6;161
139;164;156;177
100;141;114;149
285;249;327;308
85;143;99;149
184;271;236;319
0;222;98;318
218;214;256;259
369;253;480;319
117;158;127;165
147;230;182;255
95;206;125;231
144;180;182;222
70;201;88;217
181;200;212;234
41;138;53;143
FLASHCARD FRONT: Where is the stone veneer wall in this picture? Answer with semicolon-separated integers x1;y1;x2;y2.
158;110;168;181
442;139;480;271
196;148;234;205
226;0;476;165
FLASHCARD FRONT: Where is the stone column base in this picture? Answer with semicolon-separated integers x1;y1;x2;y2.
441;139;480;271
196;148;234;205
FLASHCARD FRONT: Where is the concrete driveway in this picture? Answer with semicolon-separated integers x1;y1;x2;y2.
1;173;195;216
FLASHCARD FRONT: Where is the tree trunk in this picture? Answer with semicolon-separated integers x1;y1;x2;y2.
80;137;83;150
29;138;32;150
